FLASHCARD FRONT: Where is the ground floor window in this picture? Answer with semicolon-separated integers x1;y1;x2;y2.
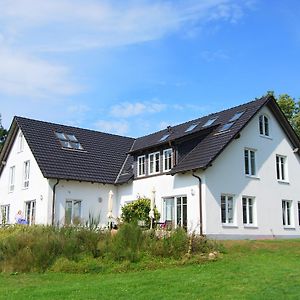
282;200;292;226
25;200;36;225
221;194;234;224
242;196;254;225
0;205;10;224
163;196;187;229
298;202;300;226
65;200;82;225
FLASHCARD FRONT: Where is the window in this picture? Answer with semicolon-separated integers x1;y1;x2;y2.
185;123;198;132
229;111;244;122
221;195;234;224
23;160;30;188
244;149;256;176
19;131;24;152
1;205;10;224
259;115;269;136
218;122;234;132
65;200;82;225
8;166;15;192
55;132;84;150
242;197;254;225
163;196;187;229
25;200;36;225
149;152;160;174
282;200;292;226
203;117;218;127
137;155;146;177
298;202;300;226
276;155;287;181
163;149;173;172
159;134;170;142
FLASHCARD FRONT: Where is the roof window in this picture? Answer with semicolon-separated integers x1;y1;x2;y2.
229;111;244;122
159;134;170;142
185;123;198;132
218;122;234;132
203;117;218;127
55;132;84;150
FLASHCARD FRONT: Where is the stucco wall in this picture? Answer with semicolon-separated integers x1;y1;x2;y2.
0;129;50;224
204;106;300;238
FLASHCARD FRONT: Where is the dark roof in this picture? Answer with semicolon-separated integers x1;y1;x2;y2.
1;117;135;184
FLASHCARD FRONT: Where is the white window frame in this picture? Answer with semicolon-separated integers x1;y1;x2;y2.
149;152;160;175
1;205;10;225
221;194;235;225
259;114;270;137
18;131;24;152
163;196;187;229
8;166;15;193
137;155;146;177
25;200;36;225
163;149;173;172
298;202;300;227
23;160;30;189
276;155;288;182
282;200;293;227
242;196;255;226
244;148;257;177
65;199;82;225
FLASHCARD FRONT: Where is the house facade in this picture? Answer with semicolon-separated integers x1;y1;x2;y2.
1;95;300;239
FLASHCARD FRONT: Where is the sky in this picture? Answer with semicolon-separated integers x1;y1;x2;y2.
0;0;300;137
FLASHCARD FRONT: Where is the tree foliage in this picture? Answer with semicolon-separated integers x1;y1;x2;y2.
266;91;300;137
0;114;8;151
121;198;160;227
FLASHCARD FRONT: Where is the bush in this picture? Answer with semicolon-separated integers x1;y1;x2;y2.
121;198;160;227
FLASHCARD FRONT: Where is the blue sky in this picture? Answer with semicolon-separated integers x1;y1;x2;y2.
1;0;300;137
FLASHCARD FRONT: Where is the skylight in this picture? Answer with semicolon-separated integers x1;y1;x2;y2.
218;122;234;132
159;134;170;142
55;132;84;150
203;117;218;127
185;123;198;132
229;111;244;122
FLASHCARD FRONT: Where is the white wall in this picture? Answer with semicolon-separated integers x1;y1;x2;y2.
117;172;202;232
53;180;117;227
0;129;50;224
204;106;300;238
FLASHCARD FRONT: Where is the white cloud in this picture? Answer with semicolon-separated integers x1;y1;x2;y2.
110;101;166;118
94;120;129;136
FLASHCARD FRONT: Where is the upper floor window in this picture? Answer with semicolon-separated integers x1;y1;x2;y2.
229;111;244;122
8;166;15;192
185;123;198;132
244;149;256;176
55;132;84;150
221;194;235;224
203;117;218;127
23;160;30;188
19;132;24;152
163;149;173;172
1;205;10;225
137;155;146;177
276;155;287;181
259;115;269;136
149;152;160;175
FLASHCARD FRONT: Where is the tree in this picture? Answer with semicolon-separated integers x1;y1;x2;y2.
266;92;300;137
0;114;8;151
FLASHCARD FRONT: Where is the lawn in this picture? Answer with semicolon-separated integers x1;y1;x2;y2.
1;239;300;299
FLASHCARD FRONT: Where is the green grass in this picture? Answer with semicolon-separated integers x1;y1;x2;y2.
1;239;300;299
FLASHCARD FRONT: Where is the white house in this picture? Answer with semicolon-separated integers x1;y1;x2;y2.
1;95;300;239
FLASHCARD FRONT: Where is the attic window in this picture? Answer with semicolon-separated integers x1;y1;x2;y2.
229;111;244;122
218;122;234;132
55;132;84;150
203;117;218;127
159;134;170;142
185;123;198;132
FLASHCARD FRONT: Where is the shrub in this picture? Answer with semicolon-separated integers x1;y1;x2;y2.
121;198;160;227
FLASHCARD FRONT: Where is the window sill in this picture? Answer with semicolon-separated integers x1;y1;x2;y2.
277;180;289;185
245;175;260;180
259;134;272;140
244;225;258;229
222;224;238;228
283;226;295;230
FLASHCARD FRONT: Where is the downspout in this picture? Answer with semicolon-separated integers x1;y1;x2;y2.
52;179;60;226
192;173;203;236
